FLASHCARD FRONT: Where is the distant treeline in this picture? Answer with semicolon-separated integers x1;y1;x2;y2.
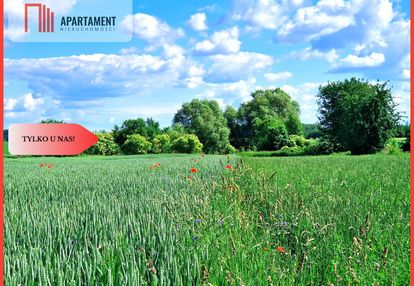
4;78;410;156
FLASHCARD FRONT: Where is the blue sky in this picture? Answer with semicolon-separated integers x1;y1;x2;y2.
4;0;411;130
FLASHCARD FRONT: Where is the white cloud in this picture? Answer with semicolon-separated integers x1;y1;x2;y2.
193;27;241;55
290;47;339;63
187;13;208;31
276;0;354;43
264;72;293;82
4;93;45;112
237;1;286;30
332;52;385;70
121;13;184;44
280;82;323;123
5;52;189;103
22;93;45;111
4;98;18;111
232;0;304;30
206;52;273;83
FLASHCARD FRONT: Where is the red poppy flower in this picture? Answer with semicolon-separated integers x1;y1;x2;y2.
155;163;161;167
188;175;193;181
225;165;232;169
40;163;45;168
47;164;53;169
191;168;197;173
277;246;285;253
149;166;153;171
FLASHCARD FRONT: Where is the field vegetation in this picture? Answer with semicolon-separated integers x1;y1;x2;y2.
5;153;409;285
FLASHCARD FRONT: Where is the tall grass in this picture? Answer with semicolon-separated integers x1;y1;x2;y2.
5;154;409;285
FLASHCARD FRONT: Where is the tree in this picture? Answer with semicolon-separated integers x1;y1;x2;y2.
113;118;161;146
122;134;152;155
40;119;64;124
229;88;302;151
164;124;186;141
85;132;120;155
171;134;203;154
317;78;400;155
224;106;240;148
173;99;230;154
152;134;172;154
303;123;322;139
253;116;290;150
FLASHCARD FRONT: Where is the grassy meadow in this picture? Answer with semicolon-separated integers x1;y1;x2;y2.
4;153;410;285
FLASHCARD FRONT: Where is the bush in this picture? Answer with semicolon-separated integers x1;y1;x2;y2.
288;135;313;148
224;144;238;154
171;134;203;154
273;146;305;156
384;138;403;155
122;134;152;155
85;133;120;156
304;138;343;156
152;134;171;154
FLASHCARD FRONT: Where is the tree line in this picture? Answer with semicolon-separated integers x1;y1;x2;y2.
44;78;410;156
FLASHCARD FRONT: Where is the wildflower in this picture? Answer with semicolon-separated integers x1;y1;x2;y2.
47;164;54;169
193;160;198;163
195;219;202;223
149;166;153;171
155;163;161;167
263;247;269;252
40;163;45;168
225;165;232;169
277;246;285;253
191;168;197;173
188;175;193;181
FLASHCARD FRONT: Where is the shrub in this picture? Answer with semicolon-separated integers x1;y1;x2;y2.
122;134;152;155
151;134;171;154
171;134;203;154
85;133;120;156
273;146;305;156
384;138;403;155
224;144;238;154
304;138;343;156
288;135;313;148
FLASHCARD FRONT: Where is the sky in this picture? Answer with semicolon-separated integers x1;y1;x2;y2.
4;0;411;130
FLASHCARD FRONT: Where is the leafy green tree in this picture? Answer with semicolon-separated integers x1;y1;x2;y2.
145;118;161;139
303;124;322;139
229;89;302;150
85;132;120;155
173;99;230;154
152;134;172;154
122;134;152;155
40;119;64;124
317;78;400;155
113;118;161;146
164;124;186;141
224;106;240;148
171;134;203;154
253;116;290;150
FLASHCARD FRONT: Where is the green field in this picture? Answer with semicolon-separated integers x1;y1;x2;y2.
5;154;410;285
